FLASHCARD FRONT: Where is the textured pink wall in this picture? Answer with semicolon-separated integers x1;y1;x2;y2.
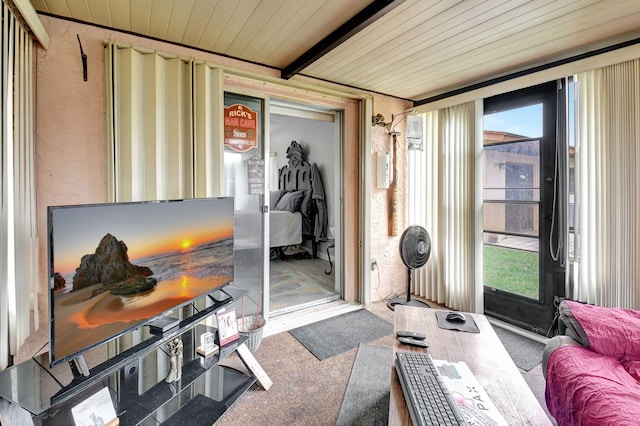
34;15;412;303
35;17;108;295
369;98;412;302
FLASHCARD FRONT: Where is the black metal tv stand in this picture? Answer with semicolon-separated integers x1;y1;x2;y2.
0;286;262;425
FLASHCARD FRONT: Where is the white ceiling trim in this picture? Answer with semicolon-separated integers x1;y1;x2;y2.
414;43;640;113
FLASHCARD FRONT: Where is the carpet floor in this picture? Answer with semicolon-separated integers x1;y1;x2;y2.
493;326;545;371
216;303;396;426
216;302;554;425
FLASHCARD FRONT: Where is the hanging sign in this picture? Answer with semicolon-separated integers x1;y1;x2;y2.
224;104;258;152
247;155;265;195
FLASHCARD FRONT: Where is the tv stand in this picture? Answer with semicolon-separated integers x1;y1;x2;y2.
0;286;263;425
69;355;90;378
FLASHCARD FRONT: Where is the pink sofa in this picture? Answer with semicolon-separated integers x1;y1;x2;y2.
543;300;640;425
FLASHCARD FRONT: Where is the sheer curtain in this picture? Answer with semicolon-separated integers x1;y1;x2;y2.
572;58;640;308
409;102;481;311
0;2;37;369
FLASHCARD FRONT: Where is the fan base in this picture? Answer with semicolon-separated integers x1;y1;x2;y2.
387;297;430;311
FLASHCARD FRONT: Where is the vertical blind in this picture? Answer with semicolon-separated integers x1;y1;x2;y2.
193;63;224;198
573;59;640;308
0;1;37;369
106;43;194;202
106;42;226;202
408;112;445;304
409;102;479;311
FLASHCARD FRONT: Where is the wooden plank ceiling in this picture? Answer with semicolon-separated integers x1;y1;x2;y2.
30;0;640;102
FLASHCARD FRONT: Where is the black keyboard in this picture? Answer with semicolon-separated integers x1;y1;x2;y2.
395;352;466;426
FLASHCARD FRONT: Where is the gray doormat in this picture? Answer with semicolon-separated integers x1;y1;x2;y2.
289;309;393;360
493;326;545;371
336;344;392;426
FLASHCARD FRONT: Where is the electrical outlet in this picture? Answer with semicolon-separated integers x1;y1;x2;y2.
371;259;378;270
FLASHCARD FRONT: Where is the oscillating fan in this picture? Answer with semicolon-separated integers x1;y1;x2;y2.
387;225;432;311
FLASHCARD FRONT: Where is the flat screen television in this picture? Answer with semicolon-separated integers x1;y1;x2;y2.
48;197;235;367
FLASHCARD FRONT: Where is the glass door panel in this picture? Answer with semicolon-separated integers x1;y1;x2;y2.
223;93;265;319
483;139;540;299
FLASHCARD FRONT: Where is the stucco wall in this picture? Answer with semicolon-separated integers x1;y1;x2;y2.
35;15;412;307
369;99;412;302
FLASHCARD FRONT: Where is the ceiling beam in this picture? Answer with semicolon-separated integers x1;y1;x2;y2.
281;0;406;80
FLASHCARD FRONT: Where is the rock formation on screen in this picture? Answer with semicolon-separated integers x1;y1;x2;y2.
72;233;154;293
53;272;66;291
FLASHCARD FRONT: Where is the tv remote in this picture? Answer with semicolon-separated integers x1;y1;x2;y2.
396;330;426;340
398;337;430;348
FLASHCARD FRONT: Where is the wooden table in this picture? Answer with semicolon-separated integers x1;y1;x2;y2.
389;305;551;425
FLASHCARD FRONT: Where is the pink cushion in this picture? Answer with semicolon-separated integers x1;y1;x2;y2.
546;345;640;426
563;300;640;361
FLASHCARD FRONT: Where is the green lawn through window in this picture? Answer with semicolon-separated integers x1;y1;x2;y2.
484;244;538;299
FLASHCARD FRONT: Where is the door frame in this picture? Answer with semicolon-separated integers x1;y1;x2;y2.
482;81;562;334
224;85;353;320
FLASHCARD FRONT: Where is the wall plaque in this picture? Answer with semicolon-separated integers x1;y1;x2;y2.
224;103;258;152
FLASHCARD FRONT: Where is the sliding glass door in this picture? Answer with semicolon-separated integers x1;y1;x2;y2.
223;93;266;320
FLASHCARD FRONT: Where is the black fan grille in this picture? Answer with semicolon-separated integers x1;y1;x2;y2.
399;225;431;270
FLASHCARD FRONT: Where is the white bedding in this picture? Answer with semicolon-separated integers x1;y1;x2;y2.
270;210;302;247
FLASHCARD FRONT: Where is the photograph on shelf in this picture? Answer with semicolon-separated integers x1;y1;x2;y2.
70;386;119;426
197;331;219;356
216;308;240;346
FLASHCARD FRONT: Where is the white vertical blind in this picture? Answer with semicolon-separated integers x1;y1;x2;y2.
441;103;478;311
0;1;37;369
408;112;445;305
193;63;224;198
106;43;226;202
409;102;479;311
106;44;194;202
573;59;640;308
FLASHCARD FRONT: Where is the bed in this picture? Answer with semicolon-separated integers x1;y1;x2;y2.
269;210;302;247
269;140;327;258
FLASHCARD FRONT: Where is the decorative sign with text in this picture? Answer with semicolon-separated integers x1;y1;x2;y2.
247;155;265;195
224;104;258;152
433;359;507;425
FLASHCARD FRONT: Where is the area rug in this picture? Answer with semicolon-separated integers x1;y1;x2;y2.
336;344;392;426
493;326;545;371
289;309;394;360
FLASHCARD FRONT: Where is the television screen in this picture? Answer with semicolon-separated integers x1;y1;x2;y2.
48;197;235;367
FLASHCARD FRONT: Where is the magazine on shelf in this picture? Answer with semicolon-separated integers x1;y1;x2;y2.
433;359;508;426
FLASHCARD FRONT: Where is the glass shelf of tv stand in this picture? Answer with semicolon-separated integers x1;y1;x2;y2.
118;327;255;426
0;285;253;423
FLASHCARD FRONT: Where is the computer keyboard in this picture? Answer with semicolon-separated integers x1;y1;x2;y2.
395;351;466;426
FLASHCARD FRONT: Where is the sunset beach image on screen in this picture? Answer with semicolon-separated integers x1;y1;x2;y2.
48;197;234;366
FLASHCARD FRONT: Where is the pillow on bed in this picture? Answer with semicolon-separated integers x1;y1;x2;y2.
274;190;305;213
270;190;284;210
